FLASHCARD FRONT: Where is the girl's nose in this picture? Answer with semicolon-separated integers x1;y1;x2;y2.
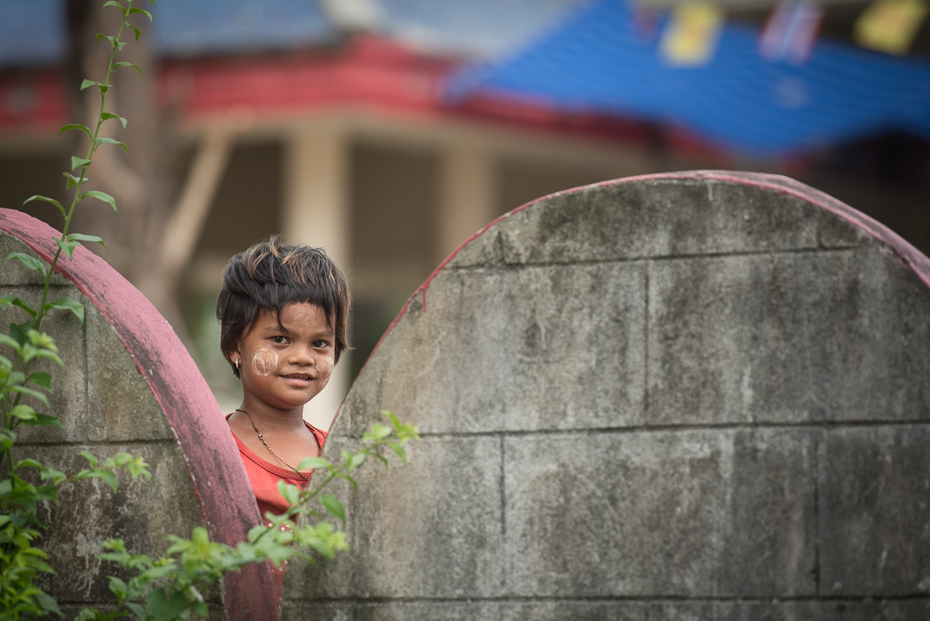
289;345;315;365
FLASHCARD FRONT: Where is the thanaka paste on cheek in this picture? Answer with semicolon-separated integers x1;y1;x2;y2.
250;348;278;376
316;356;334;389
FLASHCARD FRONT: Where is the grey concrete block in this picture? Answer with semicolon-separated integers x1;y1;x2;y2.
286;598;930;620
25;441;204;602
343;263;646;435
305;435;505;599
648;249;930;425
503;428;815;597
0;285;86;445
819;426;930;596
283;600;502;621
83;303;174;442
449;178;872;268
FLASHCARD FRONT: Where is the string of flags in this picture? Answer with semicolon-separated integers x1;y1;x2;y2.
654;0;928;66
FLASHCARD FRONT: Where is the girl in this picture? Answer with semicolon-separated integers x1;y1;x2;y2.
215;236;350;590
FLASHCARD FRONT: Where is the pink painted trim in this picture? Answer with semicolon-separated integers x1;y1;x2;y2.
0;210;278;621
353;170;930;383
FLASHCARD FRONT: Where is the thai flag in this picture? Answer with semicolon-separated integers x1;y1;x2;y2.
758;0;824;64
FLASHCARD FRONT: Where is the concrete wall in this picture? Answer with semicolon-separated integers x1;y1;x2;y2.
284;171;930;620
0;210;277;620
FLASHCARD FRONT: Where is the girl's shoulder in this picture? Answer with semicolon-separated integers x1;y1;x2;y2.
305;422;327;450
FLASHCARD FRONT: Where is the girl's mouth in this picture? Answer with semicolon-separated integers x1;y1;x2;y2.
282;374;314;384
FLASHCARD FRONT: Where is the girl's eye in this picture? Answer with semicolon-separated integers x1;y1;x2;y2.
313;340;331;349
270;336;288;344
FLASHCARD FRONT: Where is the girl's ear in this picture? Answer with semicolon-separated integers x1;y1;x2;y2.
227;343;243;376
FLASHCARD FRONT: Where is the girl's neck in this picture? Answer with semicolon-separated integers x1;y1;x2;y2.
235;402;306;431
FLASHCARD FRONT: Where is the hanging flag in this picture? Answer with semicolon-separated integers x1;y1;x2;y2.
633;5;662;40
758;0;824;64
660;2;724;66
854;0;929;55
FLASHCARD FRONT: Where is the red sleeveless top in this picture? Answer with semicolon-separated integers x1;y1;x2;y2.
228;417;327;520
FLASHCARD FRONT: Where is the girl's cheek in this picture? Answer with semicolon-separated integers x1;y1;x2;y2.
251;348;278;376
316;356;334;389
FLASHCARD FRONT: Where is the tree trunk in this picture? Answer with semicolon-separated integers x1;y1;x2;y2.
65;0;192;340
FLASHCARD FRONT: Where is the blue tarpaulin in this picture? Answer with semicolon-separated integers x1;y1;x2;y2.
444;0;930;156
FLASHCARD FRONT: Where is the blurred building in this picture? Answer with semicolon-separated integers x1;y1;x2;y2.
1;0;928;426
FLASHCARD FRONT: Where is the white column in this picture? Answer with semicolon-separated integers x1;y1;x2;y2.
437;145;497;264
282;125;352;432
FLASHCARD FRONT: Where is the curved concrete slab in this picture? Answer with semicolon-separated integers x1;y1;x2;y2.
285;171;930;619
0;209;278;620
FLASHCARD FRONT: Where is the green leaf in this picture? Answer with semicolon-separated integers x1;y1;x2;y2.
34;591;61;615
55;238;80;260
319;494;346;521
14;458;42;470
40;466;66;484
23;414;64;430
71;156;92;171
296;456;332;471
113;60;144;76
100;112;128;129
23;194;66;217
369;451;390;467
388;442;408;466
147;588;189;621
35;484;58;502
334;472;359;490
102;1;127;13
363;422;392;444
58;122;92;137
80;79;97;91
93;136;128;153
78;451;98;468
383;409;401;429
68;233;107;252
63;172;89;189
276;480;299;506
108;576;128;599
10;385;49;406
81;190;118;212
34;348;63;366
10;404;37;422
46;297;85;324
129;24;142;41
3;253;48;278
345;451;366;473
75;608;98;621
8;321;32;346
129;7;154;21
0;296;37;319
91;470;119;494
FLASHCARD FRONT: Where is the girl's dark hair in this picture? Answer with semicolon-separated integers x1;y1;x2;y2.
216;236;350;377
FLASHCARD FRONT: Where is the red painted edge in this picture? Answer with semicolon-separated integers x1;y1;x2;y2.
354;170;930;384
0;209;278;621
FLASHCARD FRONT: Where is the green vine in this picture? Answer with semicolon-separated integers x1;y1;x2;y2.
1;1;155;618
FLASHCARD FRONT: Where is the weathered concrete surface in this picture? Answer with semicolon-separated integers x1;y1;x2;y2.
283;598;930;621
0;210;276;620
286;171;930;619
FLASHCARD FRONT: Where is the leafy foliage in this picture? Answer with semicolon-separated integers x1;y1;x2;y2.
79;414;419;620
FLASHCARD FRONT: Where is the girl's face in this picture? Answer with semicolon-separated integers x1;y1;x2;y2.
232;302;336;414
